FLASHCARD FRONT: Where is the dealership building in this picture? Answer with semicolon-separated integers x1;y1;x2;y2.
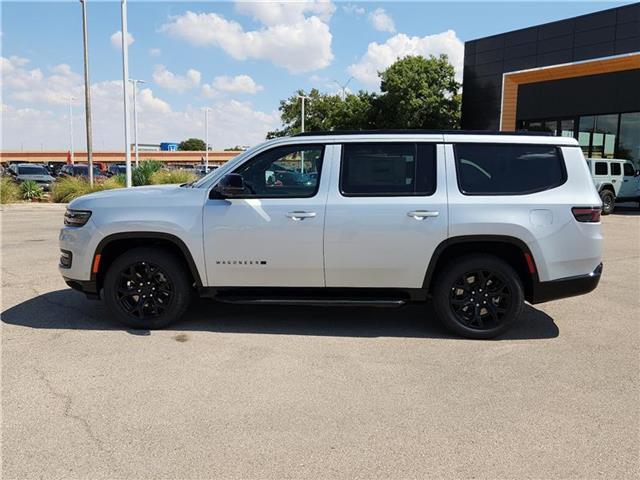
461;3;640;168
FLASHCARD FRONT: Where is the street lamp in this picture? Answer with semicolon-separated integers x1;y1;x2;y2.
297;94;311;173
129;79;146;167
80;0;94;185
68;96;75;165
203;107;211;171
332;76;353;100
120;0;132;187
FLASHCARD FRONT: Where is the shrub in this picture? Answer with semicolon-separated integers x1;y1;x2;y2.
132;160;163;186
20;180;44;201
1;178;21;204
102;174;126;189
149;169;198;185
51;177;94;203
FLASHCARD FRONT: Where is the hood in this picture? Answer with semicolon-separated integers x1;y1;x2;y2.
17;174;55;182
68;183;202;210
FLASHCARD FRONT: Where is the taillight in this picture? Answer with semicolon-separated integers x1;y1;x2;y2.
572;207;601;223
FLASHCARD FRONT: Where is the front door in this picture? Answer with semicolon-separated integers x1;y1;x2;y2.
323;141;448;288
203;143;331;287
619;162;638;198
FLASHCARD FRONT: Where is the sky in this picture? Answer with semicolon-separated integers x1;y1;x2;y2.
1;0;633;151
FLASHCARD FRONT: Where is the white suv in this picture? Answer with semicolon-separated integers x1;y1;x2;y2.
59;131;603;339
586;158;640;214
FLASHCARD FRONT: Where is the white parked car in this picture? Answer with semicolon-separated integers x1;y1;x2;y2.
586;157;640;214
59;131;603;339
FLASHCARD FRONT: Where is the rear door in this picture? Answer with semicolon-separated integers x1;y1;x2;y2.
323;140;448;288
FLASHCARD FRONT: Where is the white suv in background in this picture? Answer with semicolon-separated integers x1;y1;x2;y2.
587;158;640;214
59;131;603;339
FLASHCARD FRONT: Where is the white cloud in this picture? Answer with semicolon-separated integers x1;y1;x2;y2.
368;8;395;33
235;0;335;25
149;48;162;57
1;57;279;150
110;30;134;49
202;74;263;97
160;10;333;73
342;4;365;15
152;65;201;93
348;30;464;87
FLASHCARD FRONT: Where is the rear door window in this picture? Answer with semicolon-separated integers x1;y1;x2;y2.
340;143;436;196
623;163;635;176
454;144;566;195
610;162;621;176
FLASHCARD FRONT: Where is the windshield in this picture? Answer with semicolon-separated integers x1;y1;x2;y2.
192;142;267;188
18;166;49;175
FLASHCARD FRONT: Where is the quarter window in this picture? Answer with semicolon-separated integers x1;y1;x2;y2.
623;163;635;176
340;143;436;196
454;144;566;195
231;144;324;198
595;162;608;175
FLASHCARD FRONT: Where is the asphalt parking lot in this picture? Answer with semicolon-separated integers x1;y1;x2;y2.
1;203;639;479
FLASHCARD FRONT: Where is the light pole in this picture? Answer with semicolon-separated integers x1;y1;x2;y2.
297;94;311;173
203;107;211;171
332;76;353;100
129;79;146;167
80;0;94;185
68;96;75;165
120;0;132;187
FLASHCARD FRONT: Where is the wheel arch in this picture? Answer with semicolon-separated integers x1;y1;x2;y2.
92;232;203;293
423;235;539;302
598;183;615;194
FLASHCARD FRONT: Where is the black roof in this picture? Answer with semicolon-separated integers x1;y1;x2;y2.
293;129;553;137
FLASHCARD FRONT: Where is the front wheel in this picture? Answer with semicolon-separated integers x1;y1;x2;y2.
432;254;524;339
600;190;615;215
103;247;193;329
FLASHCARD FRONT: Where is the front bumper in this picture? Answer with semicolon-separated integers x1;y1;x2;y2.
530;263;603;304
63;277;100;299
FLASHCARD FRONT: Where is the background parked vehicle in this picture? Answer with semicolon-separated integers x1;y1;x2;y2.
587;158;640;214
6;163;55;191
58;164;106;180
107;164;127;176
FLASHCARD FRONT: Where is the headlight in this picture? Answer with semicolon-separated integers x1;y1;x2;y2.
64;209;92;227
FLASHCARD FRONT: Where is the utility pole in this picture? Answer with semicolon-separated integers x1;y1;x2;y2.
80;0;94;185
204;107;211;171
129;79;146;167
332;76;353;100
68;96;75;165
120;0;132;187
297;94;311;173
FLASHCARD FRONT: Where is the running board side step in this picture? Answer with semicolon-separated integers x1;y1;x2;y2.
215;297;407;307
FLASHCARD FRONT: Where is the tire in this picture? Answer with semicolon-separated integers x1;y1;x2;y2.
432;254;524;340
103;247;193;329
600;190;615;215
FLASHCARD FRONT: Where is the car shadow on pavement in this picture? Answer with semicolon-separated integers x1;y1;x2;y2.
1;289;559;340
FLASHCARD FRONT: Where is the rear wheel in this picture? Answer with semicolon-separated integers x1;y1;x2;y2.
103;247;192;329
433;254;524;339
600;190;615;215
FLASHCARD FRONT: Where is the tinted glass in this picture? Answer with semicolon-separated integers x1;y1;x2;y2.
619;112;640;164
232;144;323;198
455;144;565;195
595;162;608;175
18;166;48;175
340;143;436;196
610;162;621;175
623;163;635;176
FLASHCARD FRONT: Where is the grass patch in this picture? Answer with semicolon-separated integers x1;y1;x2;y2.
1;178;21;204
149;169;198;185
50;176;124;203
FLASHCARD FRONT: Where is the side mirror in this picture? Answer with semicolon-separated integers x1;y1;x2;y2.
635;170;640;177
210;173;245;199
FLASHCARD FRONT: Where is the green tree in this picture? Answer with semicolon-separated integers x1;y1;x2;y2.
376;54;461;129
178;138;207;151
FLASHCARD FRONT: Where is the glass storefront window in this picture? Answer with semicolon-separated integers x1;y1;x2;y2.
578;116;594;157
560;119;574;138
618;112;640;168
594;114;618;159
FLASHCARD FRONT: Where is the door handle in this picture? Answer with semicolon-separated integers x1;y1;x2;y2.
286;211;316;221
407;210;439;220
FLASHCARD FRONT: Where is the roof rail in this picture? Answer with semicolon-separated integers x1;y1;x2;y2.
292;129;554;137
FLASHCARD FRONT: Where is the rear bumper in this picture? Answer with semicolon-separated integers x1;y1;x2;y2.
530;263;602;304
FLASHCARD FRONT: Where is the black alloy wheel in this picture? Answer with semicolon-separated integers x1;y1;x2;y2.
449;269;512;330
433;254;524;339
116;261;174;319
103;247;192;329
